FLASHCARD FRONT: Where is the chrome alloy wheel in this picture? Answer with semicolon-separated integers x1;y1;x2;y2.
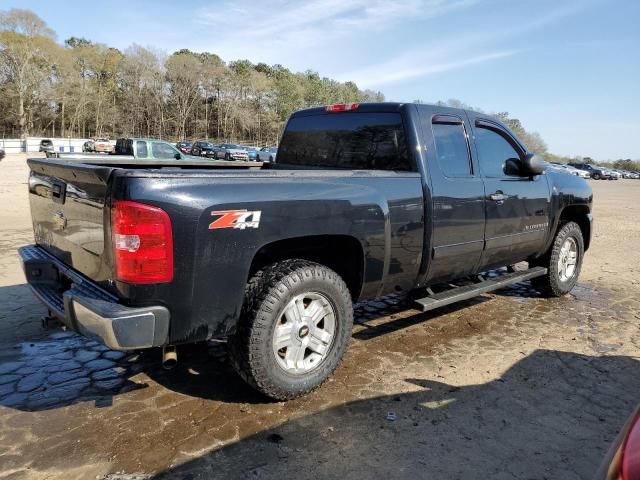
557;237;578;282
272;292;336;375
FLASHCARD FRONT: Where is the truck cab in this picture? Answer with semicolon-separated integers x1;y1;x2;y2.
114;138;184;160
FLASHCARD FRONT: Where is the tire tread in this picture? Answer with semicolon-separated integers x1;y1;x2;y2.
228;259;353;400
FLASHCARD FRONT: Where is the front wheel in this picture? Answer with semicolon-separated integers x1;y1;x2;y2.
593;173;601;180
531;221;584;297
228;259;353;400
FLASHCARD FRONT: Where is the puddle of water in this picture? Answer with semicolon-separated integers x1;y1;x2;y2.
0;330;139;411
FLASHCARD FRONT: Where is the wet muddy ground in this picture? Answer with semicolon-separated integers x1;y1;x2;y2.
0;154;638;479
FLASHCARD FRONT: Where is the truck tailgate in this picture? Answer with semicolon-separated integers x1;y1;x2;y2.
27;158;115;282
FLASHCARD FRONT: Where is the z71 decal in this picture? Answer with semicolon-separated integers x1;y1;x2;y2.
209;209;262;230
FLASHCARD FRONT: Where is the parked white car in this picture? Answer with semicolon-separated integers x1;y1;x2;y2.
548;163;590;179
93;138;114;153
257;146;278;162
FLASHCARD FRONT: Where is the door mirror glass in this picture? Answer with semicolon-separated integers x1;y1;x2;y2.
504;158;521;176
174;153;182;160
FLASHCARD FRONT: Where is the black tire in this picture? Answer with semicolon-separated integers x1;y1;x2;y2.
228;259;353;400
593;173;601;180
531;221;584;297
225;152;231;161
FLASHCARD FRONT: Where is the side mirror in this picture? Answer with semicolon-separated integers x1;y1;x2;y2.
521;153;546;177
174;153;182;160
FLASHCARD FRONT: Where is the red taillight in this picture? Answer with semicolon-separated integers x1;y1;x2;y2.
622;412;640;480
112;200;173;283
324;102;359;112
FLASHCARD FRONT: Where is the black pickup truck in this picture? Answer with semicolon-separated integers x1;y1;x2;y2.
20;102;592;400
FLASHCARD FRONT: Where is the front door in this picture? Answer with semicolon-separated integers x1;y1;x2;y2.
468;114;551;270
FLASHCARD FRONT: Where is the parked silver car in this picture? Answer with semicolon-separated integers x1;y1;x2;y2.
548;163;590;179
212;143;249;161
257;146;278;162
604;169;621;180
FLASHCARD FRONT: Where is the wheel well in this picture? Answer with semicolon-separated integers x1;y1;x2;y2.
249;235;364;300
559;205;591;250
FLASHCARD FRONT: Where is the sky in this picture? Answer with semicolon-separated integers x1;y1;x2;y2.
5;0;639;160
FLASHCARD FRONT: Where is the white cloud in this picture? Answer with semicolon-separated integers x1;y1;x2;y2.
192;0;479;67
339;50;518;87
187;0;588;91
334;1;588;88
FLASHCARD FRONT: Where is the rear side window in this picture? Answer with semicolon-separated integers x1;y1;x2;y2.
277;113;412;171
432;121;472;177
136;141;148;158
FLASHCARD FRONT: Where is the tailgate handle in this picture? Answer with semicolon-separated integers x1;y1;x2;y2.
51;181;67;204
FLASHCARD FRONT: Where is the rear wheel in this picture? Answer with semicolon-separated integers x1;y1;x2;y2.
228;259;353;400
531;221;584;297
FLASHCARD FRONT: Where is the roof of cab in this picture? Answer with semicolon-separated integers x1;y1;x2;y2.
291;102;409;117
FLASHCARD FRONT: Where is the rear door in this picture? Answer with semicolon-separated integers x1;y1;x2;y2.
467;114;551;269
418;105;486;283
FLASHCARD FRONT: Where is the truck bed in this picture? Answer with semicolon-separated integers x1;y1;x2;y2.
44;154;264;169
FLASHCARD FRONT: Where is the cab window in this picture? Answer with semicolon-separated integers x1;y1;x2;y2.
152;142;178;159
277;112;412;171
475;127;521;177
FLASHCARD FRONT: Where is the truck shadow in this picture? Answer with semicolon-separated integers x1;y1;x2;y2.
149;350;640;480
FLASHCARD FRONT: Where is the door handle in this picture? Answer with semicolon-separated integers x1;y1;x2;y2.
490;192;507;202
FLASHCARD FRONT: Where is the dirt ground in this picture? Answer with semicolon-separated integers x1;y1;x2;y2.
0;153;638;480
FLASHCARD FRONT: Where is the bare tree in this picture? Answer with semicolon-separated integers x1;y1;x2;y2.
0;8;56;137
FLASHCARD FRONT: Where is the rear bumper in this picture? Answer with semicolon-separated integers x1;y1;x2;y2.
18;245;169;350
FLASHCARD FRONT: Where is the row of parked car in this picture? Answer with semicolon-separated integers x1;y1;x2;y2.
176;141;277;162
39;138;277;163
548;161;639;180
37;138;115;154
567;162;640;180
